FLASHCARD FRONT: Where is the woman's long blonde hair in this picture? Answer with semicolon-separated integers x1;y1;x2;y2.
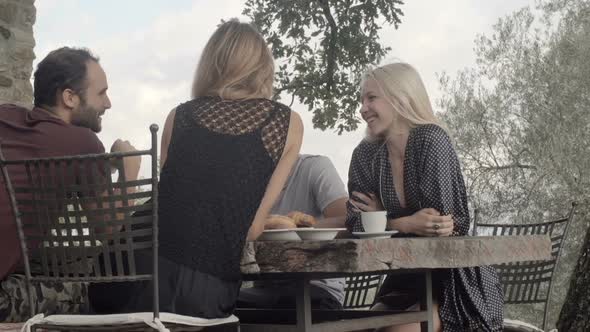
191;19;274;100
362;63;441;139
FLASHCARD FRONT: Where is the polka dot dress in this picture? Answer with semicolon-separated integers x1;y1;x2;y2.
346;124;504;331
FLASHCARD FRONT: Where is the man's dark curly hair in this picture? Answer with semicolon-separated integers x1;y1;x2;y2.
33;47;99;108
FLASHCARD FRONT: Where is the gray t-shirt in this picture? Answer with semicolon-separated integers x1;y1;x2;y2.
271;154;348;304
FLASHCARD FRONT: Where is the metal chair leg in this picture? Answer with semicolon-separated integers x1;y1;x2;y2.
420;271;434;332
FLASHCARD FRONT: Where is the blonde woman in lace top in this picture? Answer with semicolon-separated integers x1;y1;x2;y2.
96;19;303;319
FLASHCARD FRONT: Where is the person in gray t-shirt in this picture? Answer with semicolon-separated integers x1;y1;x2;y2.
238;154;348;309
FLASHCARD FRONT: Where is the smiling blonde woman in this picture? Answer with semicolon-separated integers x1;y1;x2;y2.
346;63;504;332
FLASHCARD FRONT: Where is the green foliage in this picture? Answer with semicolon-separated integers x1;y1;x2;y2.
243;0;404;133
438;0;590;329
438;0;590;221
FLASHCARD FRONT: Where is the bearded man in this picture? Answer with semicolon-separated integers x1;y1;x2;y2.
0;47;140;322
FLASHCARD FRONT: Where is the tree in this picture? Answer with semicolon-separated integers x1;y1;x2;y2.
557;222;590;331
438;0;590;329
243;0;404;133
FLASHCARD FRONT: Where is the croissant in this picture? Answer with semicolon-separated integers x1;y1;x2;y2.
287;211;316;228
265;214;297;229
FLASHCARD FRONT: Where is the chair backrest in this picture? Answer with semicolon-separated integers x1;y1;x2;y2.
472;202;577;330
0;124;159;317
343;274;384;309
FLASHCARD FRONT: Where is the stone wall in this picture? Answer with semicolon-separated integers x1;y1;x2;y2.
0;0;35;108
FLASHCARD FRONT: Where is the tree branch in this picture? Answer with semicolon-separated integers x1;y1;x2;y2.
273;81;321;100
318;0;338;93
481;163;538;171
518;171;548;219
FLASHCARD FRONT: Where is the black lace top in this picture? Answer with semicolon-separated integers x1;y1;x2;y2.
158;96;291;281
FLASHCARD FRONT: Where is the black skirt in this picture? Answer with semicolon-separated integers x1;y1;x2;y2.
374;272;442;310
89;252;240;319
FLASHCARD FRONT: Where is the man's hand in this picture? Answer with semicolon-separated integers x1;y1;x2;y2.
110;139;141;181
111;139;136;153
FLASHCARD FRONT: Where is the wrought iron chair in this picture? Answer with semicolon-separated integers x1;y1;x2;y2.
472;202;577;332
343;274;384;309
0;124;238;331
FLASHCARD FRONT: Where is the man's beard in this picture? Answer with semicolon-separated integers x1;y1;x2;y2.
71;98;103;133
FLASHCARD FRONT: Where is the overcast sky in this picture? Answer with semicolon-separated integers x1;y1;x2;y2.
33;0;533;181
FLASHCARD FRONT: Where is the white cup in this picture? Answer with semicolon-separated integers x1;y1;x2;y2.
361;211;387;233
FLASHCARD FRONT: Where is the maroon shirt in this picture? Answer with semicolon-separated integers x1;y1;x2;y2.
0;104;105;280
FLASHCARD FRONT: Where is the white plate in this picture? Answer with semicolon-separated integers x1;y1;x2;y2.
258;229;301;241
295;228;346;241
352;230;398;239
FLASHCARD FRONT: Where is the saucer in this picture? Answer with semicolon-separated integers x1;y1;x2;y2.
352;230;398;239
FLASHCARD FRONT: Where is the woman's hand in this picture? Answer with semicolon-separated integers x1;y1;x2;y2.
349;191;384;212
402;208;454;237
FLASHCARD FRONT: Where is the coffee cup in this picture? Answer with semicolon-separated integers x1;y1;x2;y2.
361;211;387;233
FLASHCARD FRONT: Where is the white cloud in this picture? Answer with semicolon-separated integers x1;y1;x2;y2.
34;0;74;13
60;0;247;151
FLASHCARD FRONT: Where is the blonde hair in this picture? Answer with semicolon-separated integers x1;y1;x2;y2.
191;19;274;100
361;63;441;139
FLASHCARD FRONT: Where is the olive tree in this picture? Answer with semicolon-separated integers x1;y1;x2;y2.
438;0;590;329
